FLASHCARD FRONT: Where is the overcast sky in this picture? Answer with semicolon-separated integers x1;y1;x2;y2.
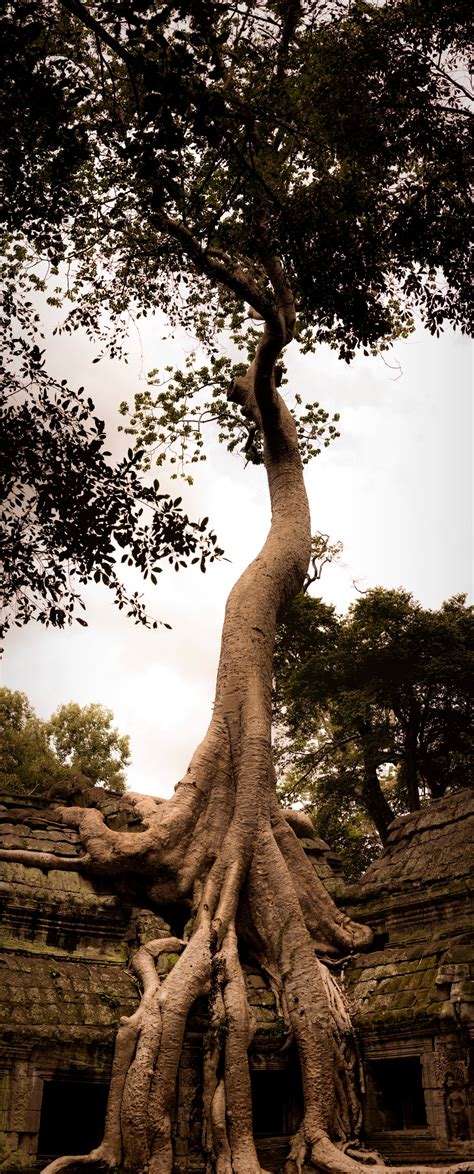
2;312;472;798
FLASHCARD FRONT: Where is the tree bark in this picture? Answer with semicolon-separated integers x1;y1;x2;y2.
393;701;421;811
358;729;395;844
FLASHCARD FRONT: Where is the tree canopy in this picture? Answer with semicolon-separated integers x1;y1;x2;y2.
3;0;472;349
49;701;131;790
0;688;130;795
1;0;472;636
274;587;473;878
0;688;61;796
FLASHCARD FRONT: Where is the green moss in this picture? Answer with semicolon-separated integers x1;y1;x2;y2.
99;989;122;1010
0;934;126;961
157;952;180;976
445;943;472;964
248;990;275;1007
0;1149;34;1171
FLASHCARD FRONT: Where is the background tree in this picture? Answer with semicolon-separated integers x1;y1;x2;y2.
0;688;61;795
0;2;472;1173
0;688;130;795
274;589;473;877
48;702;130;792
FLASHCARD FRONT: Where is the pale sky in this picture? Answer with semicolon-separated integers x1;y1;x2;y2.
2;312;472;798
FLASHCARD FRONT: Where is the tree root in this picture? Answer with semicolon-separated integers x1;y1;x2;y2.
24;808;474;1174
289;1131;474;1174
38;1159;112;1174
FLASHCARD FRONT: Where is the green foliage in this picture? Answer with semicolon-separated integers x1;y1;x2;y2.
0;688;130;796
2;1;471;352
0;688;62;795
274;588;473;878
119;351;340;477
313;795;382;886
342;589;474;801
0;306;224;640
48;702;130;792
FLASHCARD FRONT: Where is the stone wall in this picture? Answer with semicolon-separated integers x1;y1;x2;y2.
343;791;474;1164
1;790;473;1169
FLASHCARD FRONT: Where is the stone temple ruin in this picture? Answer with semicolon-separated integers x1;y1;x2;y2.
0;788;472;1171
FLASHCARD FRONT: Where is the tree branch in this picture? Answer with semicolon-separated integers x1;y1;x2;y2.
275;0;303;81
60;0;134;67
153;209;276;321
431;60;474;103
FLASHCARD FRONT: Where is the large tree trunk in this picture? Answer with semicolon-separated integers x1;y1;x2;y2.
393;701;421;812
357;722;394;844
1;296;471;1174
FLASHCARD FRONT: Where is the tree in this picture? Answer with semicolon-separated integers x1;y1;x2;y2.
0;688;61;795
341;590;473;811
1;3;472;1173
273;592;393;879
275;716;385;884
0;688;131;795
274;589;473;874
48;702;131;792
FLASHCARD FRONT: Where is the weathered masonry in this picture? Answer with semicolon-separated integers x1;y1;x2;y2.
0;789;472;1170
343;790;473;1166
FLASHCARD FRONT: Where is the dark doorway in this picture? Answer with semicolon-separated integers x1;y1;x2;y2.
369;1057;427;1130
37;1080;109;1157
251;1059;303;1137
251;1069;288;1136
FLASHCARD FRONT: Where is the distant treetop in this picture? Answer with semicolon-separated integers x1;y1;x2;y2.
0;688;130;797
